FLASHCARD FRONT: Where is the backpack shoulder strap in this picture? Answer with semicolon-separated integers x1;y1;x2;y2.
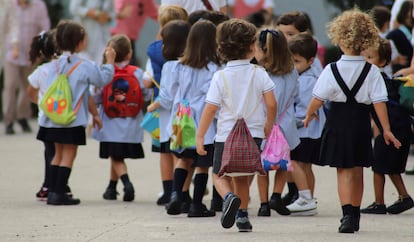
66;61;82;77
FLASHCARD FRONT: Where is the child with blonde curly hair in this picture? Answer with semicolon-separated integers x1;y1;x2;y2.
304;9;401;233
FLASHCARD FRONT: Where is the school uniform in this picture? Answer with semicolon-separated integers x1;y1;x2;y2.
92;61;151;159
312;55;387;168
291;67;326;164
268;70;300;150
37;53;115;145
158;61;220;166
206;60;274;174
372;72;411;174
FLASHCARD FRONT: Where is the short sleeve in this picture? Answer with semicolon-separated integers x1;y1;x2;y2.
312;66;333;101
368;67;388;103
206;73;222;106
262;74;275;94
28;66;46;89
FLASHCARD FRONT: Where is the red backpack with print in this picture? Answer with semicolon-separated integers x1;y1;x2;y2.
103;65;144;118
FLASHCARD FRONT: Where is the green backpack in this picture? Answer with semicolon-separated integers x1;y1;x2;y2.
40;61;82;125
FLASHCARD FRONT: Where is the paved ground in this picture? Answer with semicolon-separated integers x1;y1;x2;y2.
0;119;414;242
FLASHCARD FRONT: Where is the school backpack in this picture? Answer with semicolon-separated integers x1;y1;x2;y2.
39;61;83;125
217;69;266;177
170;99;197;152
261;98;293;172
103;65;144;118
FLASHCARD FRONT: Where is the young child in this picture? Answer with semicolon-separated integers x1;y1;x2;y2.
274;11;324;204
92;34;150;202
197;19;277;232
360;38;414;215
147;19;192;209
148;20;220;217
34;20;115;205
286;33;326;215
27;30;60;200
145;5;188;206
304;9;401;233
254;28;300;217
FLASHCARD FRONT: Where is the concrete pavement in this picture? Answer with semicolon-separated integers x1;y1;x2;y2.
0;119;413;242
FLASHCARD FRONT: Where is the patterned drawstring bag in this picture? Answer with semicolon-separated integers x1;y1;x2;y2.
218;68;266;177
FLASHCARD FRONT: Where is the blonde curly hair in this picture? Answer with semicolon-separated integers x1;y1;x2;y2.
327;9;379;55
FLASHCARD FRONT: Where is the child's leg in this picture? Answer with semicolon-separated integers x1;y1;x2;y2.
182;165;195;207
233;176;252;232
47;144;80;205
166;158;191;215
386;173;414;214
103;164;119;200
157;153;174;205
283;172;298;205
257;174;269;203
111;157;134;202
188;166;215;217
301;163;315;196
389;174;409;197
268;170;290;215
373;172;386;204
337;167;363;233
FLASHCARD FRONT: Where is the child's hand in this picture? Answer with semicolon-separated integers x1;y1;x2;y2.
383;130;402;149
104;46;116;64
303;112;319;128
93;115;103;130
196;136;207;156
264;122;273;138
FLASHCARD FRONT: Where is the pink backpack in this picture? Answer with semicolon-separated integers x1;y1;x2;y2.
261;97;293;171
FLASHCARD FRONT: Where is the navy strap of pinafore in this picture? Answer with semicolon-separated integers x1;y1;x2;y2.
331;62;383;131
330;62;371;103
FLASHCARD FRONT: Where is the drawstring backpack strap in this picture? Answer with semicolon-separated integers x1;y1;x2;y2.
57;60;83;114
221;67;261;120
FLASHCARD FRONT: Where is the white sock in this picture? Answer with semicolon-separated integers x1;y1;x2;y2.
298;189;312;200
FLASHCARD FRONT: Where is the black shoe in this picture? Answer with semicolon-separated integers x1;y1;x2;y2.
354;213;360;232
405;168;414;175
187;203;216;217
257;203;271;216
166;192;182;215
360;202;386;214
180;200;191;213
47;192;80;205
123;183;135;202
36;187;48;201
103;187;119;200
281;192;298;206
221;193;241;229
269;197;291;215
386;196;414;214
236;216;252;232
18;118;32;133
338;215;355;233
210;197;223;212
5;123;15;135
156;193;170;205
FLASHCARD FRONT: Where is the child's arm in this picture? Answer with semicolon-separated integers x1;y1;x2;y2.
303;97;324;128
27;85;39;104
196;103;219;156
147;101;160;112
88;96;102;130
263;91;277;137
373;102;401;148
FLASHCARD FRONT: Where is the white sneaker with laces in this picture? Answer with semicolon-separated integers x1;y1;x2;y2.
286;196;318;216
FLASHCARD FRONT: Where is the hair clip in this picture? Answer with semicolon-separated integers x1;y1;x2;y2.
259;29;279;51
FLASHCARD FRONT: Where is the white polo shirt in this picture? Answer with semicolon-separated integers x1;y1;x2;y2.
313;55;388;104
206;59;274;142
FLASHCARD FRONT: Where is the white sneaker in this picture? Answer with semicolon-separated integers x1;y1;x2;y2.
286;197;317;216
